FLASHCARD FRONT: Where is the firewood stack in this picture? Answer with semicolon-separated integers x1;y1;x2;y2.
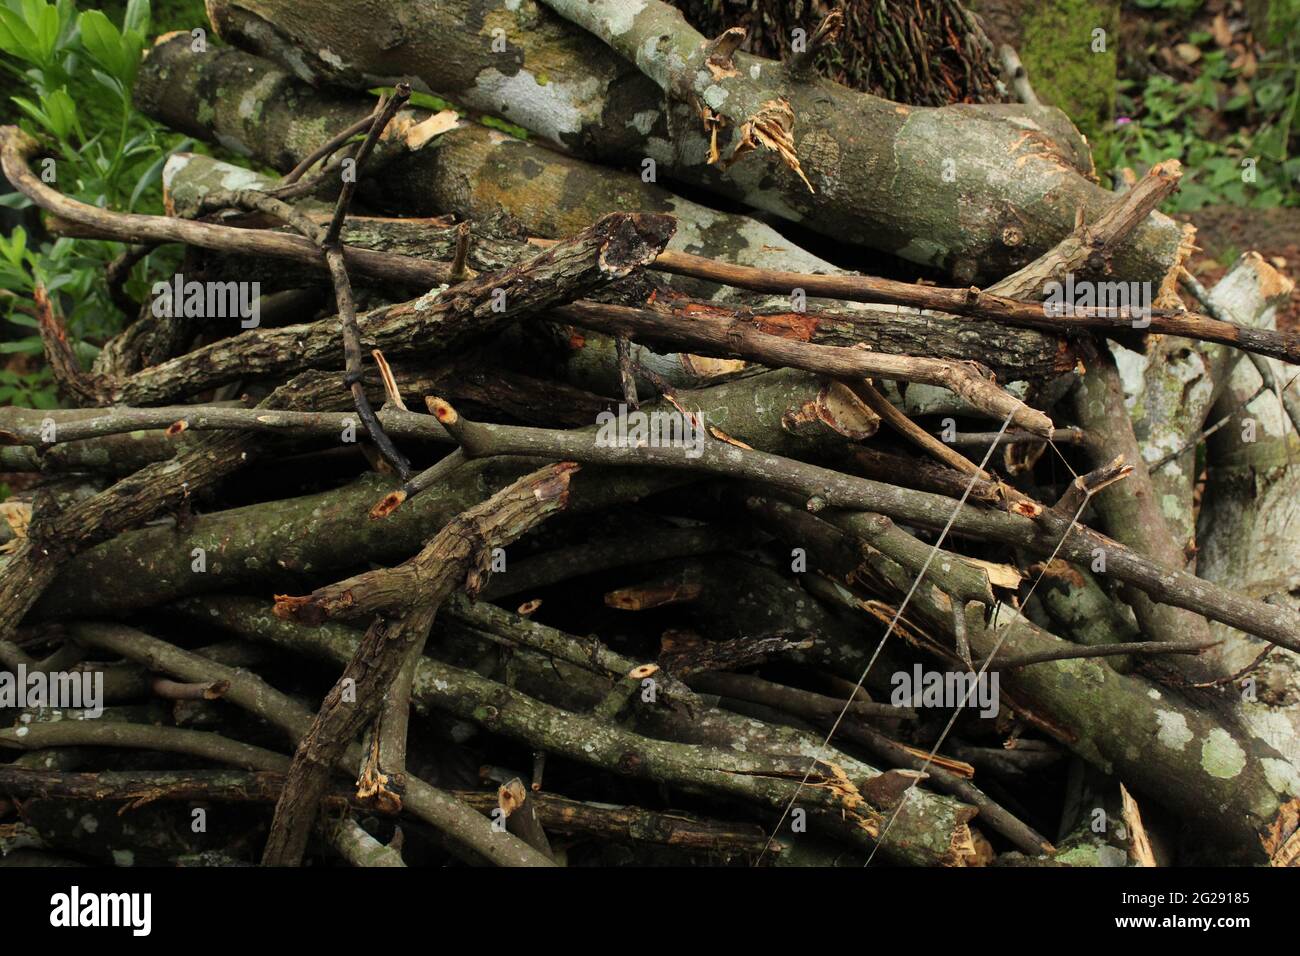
1;0;1297;869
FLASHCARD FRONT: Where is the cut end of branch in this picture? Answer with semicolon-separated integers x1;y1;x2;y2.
531;461;581;506
498;778;528;818
369;489;406;520
426;396;458;426
272;592;329;625
594;212;677;276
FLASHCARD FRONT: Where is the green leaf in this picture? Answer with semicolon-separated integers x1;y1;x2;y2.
123;0;150;38
0;338;43;354
0;8;42;64
128;147;169;210
27;0;60;61
76;9;128;81
41;87;77;140
9;94;54;135
2;226;27;266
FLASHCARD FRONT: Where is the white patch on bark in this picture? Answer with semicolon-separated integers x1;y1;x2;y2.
218;164;267;192
471;68;601;141
317;47;346;70
703;85;729;110
628;110;659;135
1201;728;1246;779
1262;757;1300;797
412;285;449;313
162;154;192;191
1111;343;1148;403
236;73;277;125
1155;710;1192;750
582;0;647;37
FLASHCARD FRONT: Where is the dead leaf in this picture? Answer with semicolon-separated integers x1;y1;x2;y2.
1211;14;1232;49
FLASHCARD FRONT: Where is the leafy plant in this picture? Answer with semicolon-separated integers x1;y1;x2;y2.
0;0;196;407
1103;5;1300;212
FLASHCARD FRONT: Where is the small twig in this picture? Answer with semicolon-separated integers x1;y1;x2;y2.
325;246;413;480
1054;454;1133;515
33;285;103;405
371;349;407;411
941;427;1085;448
448;220;474;281
104;243;155;316
1188;642;1274;689
985;638;1219;670
0;403;451;447
787;7;845;79
323;84;410;247
149;676;230;701
280;112;375;187
848;379;988;478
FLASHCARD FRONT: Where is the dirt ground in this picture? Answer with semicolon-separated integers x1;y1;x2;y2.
1183;204;1300;335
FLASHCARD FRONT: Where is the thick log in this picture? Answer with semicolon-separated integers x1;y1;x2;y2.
206;0;1188;286
134;37;847;284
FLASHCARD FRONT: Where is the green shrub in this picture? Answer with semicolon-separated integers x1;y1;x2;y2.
0;0;202;407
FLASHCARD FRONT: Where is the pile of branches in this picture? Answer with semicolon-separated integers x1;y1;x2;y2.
672;0;1006;104
1;0;1299;868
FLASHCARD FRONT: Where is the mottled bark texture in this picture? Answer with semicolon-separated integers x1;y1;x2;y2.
261;463;578;866
204;0;1186;285
27;368;889;618
161;152;1072;388
173;595;981;866
134;37;847;282
758;497;1298;861
1196;266;1300;770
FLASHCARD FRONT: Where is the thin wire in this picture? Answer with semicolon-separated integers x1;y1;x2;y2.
864;491;1093;865
755;406;1018;863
